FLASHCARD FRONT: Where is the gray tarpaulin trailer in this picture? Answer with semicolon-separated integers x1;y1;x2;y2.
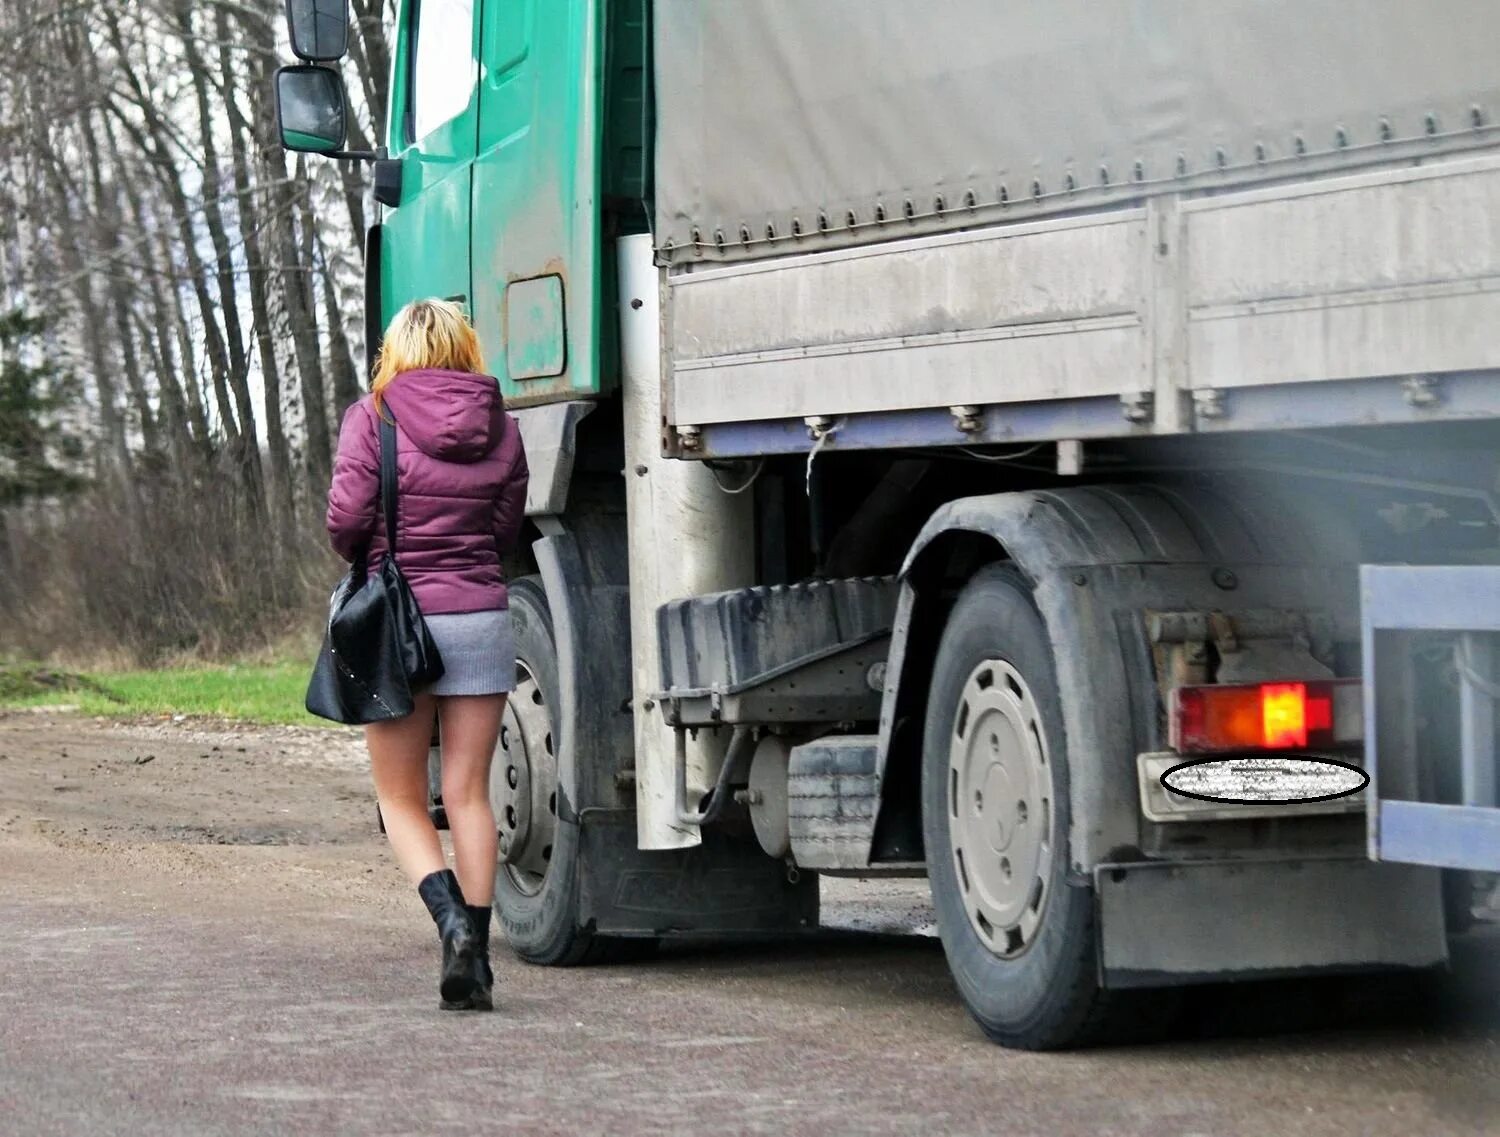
652;0;1500;452
611;0;1500;1049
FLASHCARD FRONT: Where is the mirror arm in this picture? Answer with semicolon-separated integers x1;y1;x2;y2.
302;145;401;207
315;148;402;207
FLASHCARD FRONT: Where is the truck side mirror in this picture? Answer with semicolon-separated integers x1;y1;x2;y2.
285;0;349;61
274;66;348;154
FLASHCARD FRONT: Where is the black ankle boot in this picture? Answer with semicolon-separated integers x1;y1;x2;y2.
416;869;477;1007
465;903;495;1012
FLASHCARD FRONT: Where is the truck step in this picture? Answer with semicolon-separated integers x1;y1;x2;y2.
657;577;898;726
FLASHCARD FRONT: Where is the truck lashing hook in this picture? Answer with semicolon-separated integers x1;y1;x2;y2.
675;724;757;827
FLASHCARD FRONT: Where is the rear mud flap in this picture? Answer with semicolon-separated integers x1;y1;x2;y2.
578;809;819;937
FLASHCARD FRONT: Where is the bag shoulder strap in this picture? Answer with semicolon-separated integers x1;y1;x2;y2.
379;412;399;552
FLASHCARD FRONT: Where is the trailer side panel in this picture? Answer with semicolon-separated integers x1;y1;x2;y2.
654;0;1500;264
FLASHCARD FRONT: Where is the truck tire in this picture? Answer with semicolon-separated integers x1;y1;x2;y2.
492;577;599;964
492;576;656;966
921;564;1123;1049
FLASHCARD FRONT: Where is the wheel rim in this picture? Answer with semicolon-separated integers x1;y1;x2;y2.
948;659;1055;957
492;658;557;896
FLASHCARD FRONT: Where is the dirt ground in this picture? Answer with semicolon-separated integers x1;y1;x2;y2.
1;711;1497;1137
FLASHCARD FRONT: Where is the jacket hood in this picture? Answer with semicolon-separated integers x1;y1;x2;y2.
380;369;506;462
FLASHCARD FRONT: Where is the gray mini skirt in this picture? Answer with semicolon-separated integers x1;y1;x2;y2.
424;609;516;696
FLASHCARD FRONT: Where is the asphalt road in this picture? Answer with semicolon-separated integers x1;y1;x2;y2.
1;713;1496;1137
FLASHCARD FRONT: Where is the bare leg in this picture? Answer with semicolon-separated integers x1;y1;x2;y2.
437;693;506;906
366;692;444;884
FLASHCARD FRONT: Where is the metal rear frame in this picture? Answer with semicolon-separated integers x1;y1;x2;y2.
1361;564;1500;871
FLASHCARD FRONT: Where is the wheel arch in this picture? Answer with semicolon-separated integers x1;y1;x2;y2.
873;482;1354;874
529;510;633;822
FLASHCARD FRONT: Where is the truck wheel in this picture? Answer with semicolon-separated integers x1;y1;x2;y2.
922;564;1120;1049
491;576;599;964
491;576;653;965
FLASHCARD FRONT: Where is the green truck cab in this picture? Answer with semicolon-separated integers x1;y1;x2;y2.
277;0;648;407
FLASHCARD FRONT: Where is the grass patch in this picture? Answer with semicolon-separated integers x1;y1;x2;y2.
0;661;323;726
0;665;116;703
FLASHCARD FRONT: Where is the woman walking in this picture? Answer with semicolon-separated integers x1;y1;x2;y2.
326;298;528;1011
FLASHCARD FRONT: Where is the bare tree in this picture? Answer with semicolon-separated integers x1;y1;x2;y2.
0;0;389;662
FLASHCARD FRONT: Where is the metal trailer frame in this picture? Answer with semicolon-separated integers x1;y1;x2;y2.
1361;565;1500;871
660;152;1500;460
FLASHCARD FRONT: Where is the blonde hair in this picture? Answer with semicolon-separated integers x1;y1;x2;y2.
371;298;485;416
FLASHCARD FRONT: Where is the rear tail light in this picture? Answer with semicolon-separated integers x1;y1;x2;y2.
1170;679;1362;755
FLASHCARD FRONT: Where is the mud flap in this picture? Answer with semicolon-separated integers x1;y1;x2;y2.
577;809;819;937
536;525;817;939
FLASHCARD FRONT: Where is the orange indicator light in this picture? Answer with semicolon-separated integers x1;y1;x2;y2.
1259;683;1307;749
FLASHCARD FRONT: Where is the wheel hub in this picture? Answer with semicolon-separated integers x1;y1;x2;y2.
980;762;1018;852
948;659;1054;957
492;660;557;896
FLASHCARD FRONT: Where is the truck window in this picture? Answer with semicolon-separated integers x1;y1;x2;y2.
409;0;474;142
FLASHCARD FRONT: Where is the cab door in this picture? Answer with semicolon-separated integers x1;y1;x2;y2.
382;0;481;318
471;0;603;405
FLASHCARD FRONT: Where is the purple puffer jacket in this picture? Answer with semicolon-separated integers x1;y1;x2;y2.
326;369;529;614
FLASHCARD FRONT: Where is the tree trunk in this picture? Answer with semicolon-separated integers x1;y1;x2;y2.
154;224;216;452
37;152;139;518
336;127;369;265
78;104;161;462
103;11;241;452
219;6;297;537
173;0;265;509
104;111;203;471
317;232;363;421
349;0;391;144
0;511;16;602
286;155;333;494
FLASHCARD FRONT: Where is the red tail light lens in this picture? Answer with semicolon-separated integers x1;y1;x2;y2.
1171;679;1361;754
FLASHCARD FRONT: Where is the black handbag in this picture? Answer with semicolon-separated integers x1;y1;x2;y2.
305;413;444;724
